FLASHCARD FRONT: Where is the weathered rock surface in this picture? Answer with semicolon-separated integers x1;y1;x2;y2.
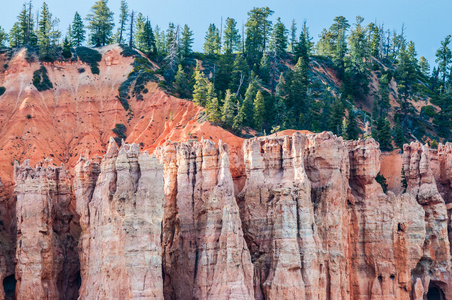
5;133;452;300
14;159;80;300
155;139;254;300
74;138;165;299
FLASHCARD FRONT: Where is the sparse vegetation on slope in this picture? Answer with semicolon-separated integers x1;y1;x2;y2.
32;66;53;92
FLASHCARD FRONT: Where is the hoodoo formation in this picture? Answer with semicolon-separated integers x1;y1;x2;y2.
0;38;451;299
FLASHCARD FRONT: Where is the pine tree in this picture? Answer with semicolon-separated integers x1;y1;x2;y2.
240;76;258;127
330;97;345;135
86;0;115;47
0;26;7;47
394;121;405;149
174;65;190;98
271;17;288;58
346;109;360;140
215;52;234;93
71;12;85;47
221;89;237;126
9;23;21;48
245;7;274;67
288;19;297;53
203;24;221;55
117;0;128;44
164;24;179;83
165;23;176;54
435;35;451;86
206;84;221;123
223;18;241;54
229;54;249;97
135;16;156;56
367;22;381;58
62;37;72;59
154;25;166;56
253;90;265;131
192;62;209;106
419;56;430;78
38;2;55;61
288;57;309;128
376;117;393;151
180;25;194;58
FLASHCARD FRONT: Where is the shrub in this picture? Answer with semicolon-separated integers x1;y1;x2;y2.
0;86;5;96
112;124;127;145
421;105;436;118
26;114;32;119
431;139;438;149
76;47;102;75
376;172;388;193
77;68;85;73
119;45;140;58
33;66;53;92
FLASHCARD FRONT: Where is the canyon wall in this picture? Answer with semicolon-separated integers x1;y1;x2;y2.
4;134;452;299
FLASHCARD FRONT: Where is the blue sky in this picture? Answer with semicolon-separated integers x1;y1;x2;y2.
1;0;451;66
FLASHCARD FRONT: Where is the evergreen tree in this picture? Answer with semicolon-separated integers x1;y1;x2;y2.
38;2;58;61
62;36;72;59
376;117;393;151
346;109;360;140
9;23;21;48
229;54;249;97
154;25;166;56
0;26;7;47
163;24;179;82
245;7;274;67
86;0;115;47
287;57;309;128
377;74;391;116
215;52;234;93
165;23;177;53
435;35;451;86
71;12;85;47
330;97;345;135
271;17;288;58
135;16;156;56
174;64;190;98
192;62;210;106
180;25;194;58
117;0;128;44
394;121;405;149
253;90;265;130
240;75;258;127
418;56;430;78
203;24;221;55
205;83;221;123
223;18;241;54
367;22;381;58
316;16;349;60
221;89;237;126
288;19;297;53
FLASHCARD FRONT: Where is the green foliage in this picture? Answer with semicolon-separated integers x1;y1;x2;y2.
135;14;156;57
71;12;86;47
431;139;438;149
62;37;72;59
33;66;53;92
223;18;241;54
180;25;194;58
117;55;157;110
192;62;210;106
174;65;190;98
0;26;7;47
86;0;115;47
117;0;129;45
203;24;221;55
245;7;274;68
393;121;405;149
221;89;238;126
112;123;127;145
0;87;5;96
119;45;140;58
375;117;393;151
346;110;360;140
271;17;288;58
376;172;388;193
421;105;436;118
76;47;102;74
253;90;265;130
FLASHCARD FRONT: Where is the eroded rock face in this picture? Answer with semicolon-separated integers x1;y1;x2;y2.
8;133;452;300
74;139;165;299
14;159;80;300
155;139;254;300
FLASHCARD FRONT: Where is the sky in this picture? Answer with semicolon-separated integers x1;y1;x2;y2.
1;0;451;66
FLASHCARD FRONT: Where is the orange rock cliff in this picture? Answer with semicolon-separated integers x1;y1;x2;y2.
0;46;451;299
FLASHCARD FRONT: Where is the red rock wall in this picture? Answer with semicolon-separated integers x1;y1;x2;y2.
6;134;452;300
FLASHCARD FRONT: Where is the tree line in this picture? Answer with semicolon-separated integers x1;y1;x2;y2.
0;1;451;146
